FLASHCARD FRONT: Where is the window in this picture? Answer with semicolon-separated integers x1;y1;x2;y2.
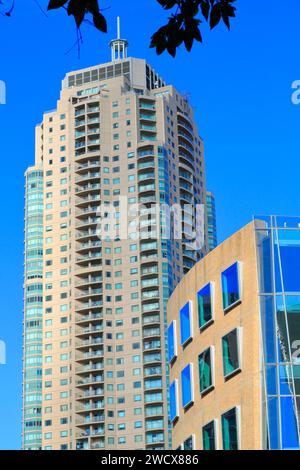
169;380;179;422
167;320;177;363
221;408;239;450
221;262;241;310
179;301;193;346
198;347;214;394
202;420;217;450
222;328;241;379
183;435;194;450
198;283;214;329
181;363;194;409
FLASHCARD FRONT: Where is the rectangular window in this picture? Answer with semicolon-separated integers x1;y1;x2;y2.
181;363;194;409
167;320;177;363
202;420;217;450
221;407;239;450
183;435;194;450
198;347;214;394
169;380;179;422
222;329;241;378
221;262;241;310
179;301;193;346
198;283;214;329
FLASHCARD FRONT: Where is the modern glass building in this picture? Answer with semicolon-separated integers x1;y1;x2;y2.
167;216;300;450
22;25;209;450
257;215;300;450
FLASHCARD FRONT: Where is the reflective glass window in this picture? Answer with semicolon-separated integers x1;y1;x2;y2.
197;283;213;329
221;262;241;310
221;408;239;450
222;329;241;378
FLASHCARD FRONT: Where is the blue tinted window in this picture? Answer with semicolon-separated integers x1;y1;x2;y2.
181;363;193;408
169;380;178;422
180;301;193;346
197;283;213;328
221;262;241;310
167;320;177;363
277;230;300;292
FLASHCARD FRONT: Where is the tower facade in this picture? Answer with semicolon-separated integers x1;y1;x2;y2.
22;34;208;450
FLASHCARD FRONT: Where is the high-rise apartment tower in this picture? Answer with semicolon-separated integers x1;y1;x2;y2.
22;23;208;450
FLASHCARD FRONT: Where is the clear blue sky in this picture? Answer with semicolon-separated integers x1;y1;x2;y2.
0;0;300;449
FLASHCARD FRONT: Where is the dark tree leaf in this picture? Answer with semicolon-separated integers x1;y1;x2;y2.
200;0;210;20
210;4;222;29
93;12;107;33
157;0;178;10
47;0;68;10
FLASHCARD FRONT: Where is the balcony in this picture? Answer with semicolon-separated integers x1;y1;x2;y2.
76;300;103;313
139;101;156;111
76;240;101;254
75;183;101;196
76;312;103;325
142;289;159;300
75;288;102;301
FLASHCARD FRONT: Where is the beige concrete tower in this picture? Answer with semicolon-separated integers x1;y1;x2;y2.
22;24;208;450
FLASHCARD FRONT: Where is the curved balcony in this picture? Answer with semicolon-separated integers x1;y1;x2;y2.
75;275;102;289
76;350;104;365
75;312;103;326
180;189;193;204
75;183;101;197
76;253;102;267
143;314;161;328
76;300;103;314
76;337;104;352
76;228;99;243
75;150;101;163
141;264;159;278
75;194;101;209
76;216;100;230
144;366;163;378
76;325;103;339
76;240;101;255
76;172;100;185
138;159;155;172
76;375;104;389
143;327;161;340
178;116;194;136
75;287;102;302
76;206;99;220
75;160;100;175
178;128;194;146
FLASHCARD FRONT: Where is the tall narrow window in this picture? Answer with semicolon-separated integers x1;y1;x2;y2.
198;283;213;329
222;408;239;450
180;301;193;346
222;329;241;378
221;262;241;310
181;363;194;409
198;347;214;394
202;420;217;450
169;380;179;423
167;320;177;363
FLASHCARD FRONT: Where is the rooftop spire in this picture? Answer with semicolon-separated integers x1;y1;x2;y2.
110;16;128;62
